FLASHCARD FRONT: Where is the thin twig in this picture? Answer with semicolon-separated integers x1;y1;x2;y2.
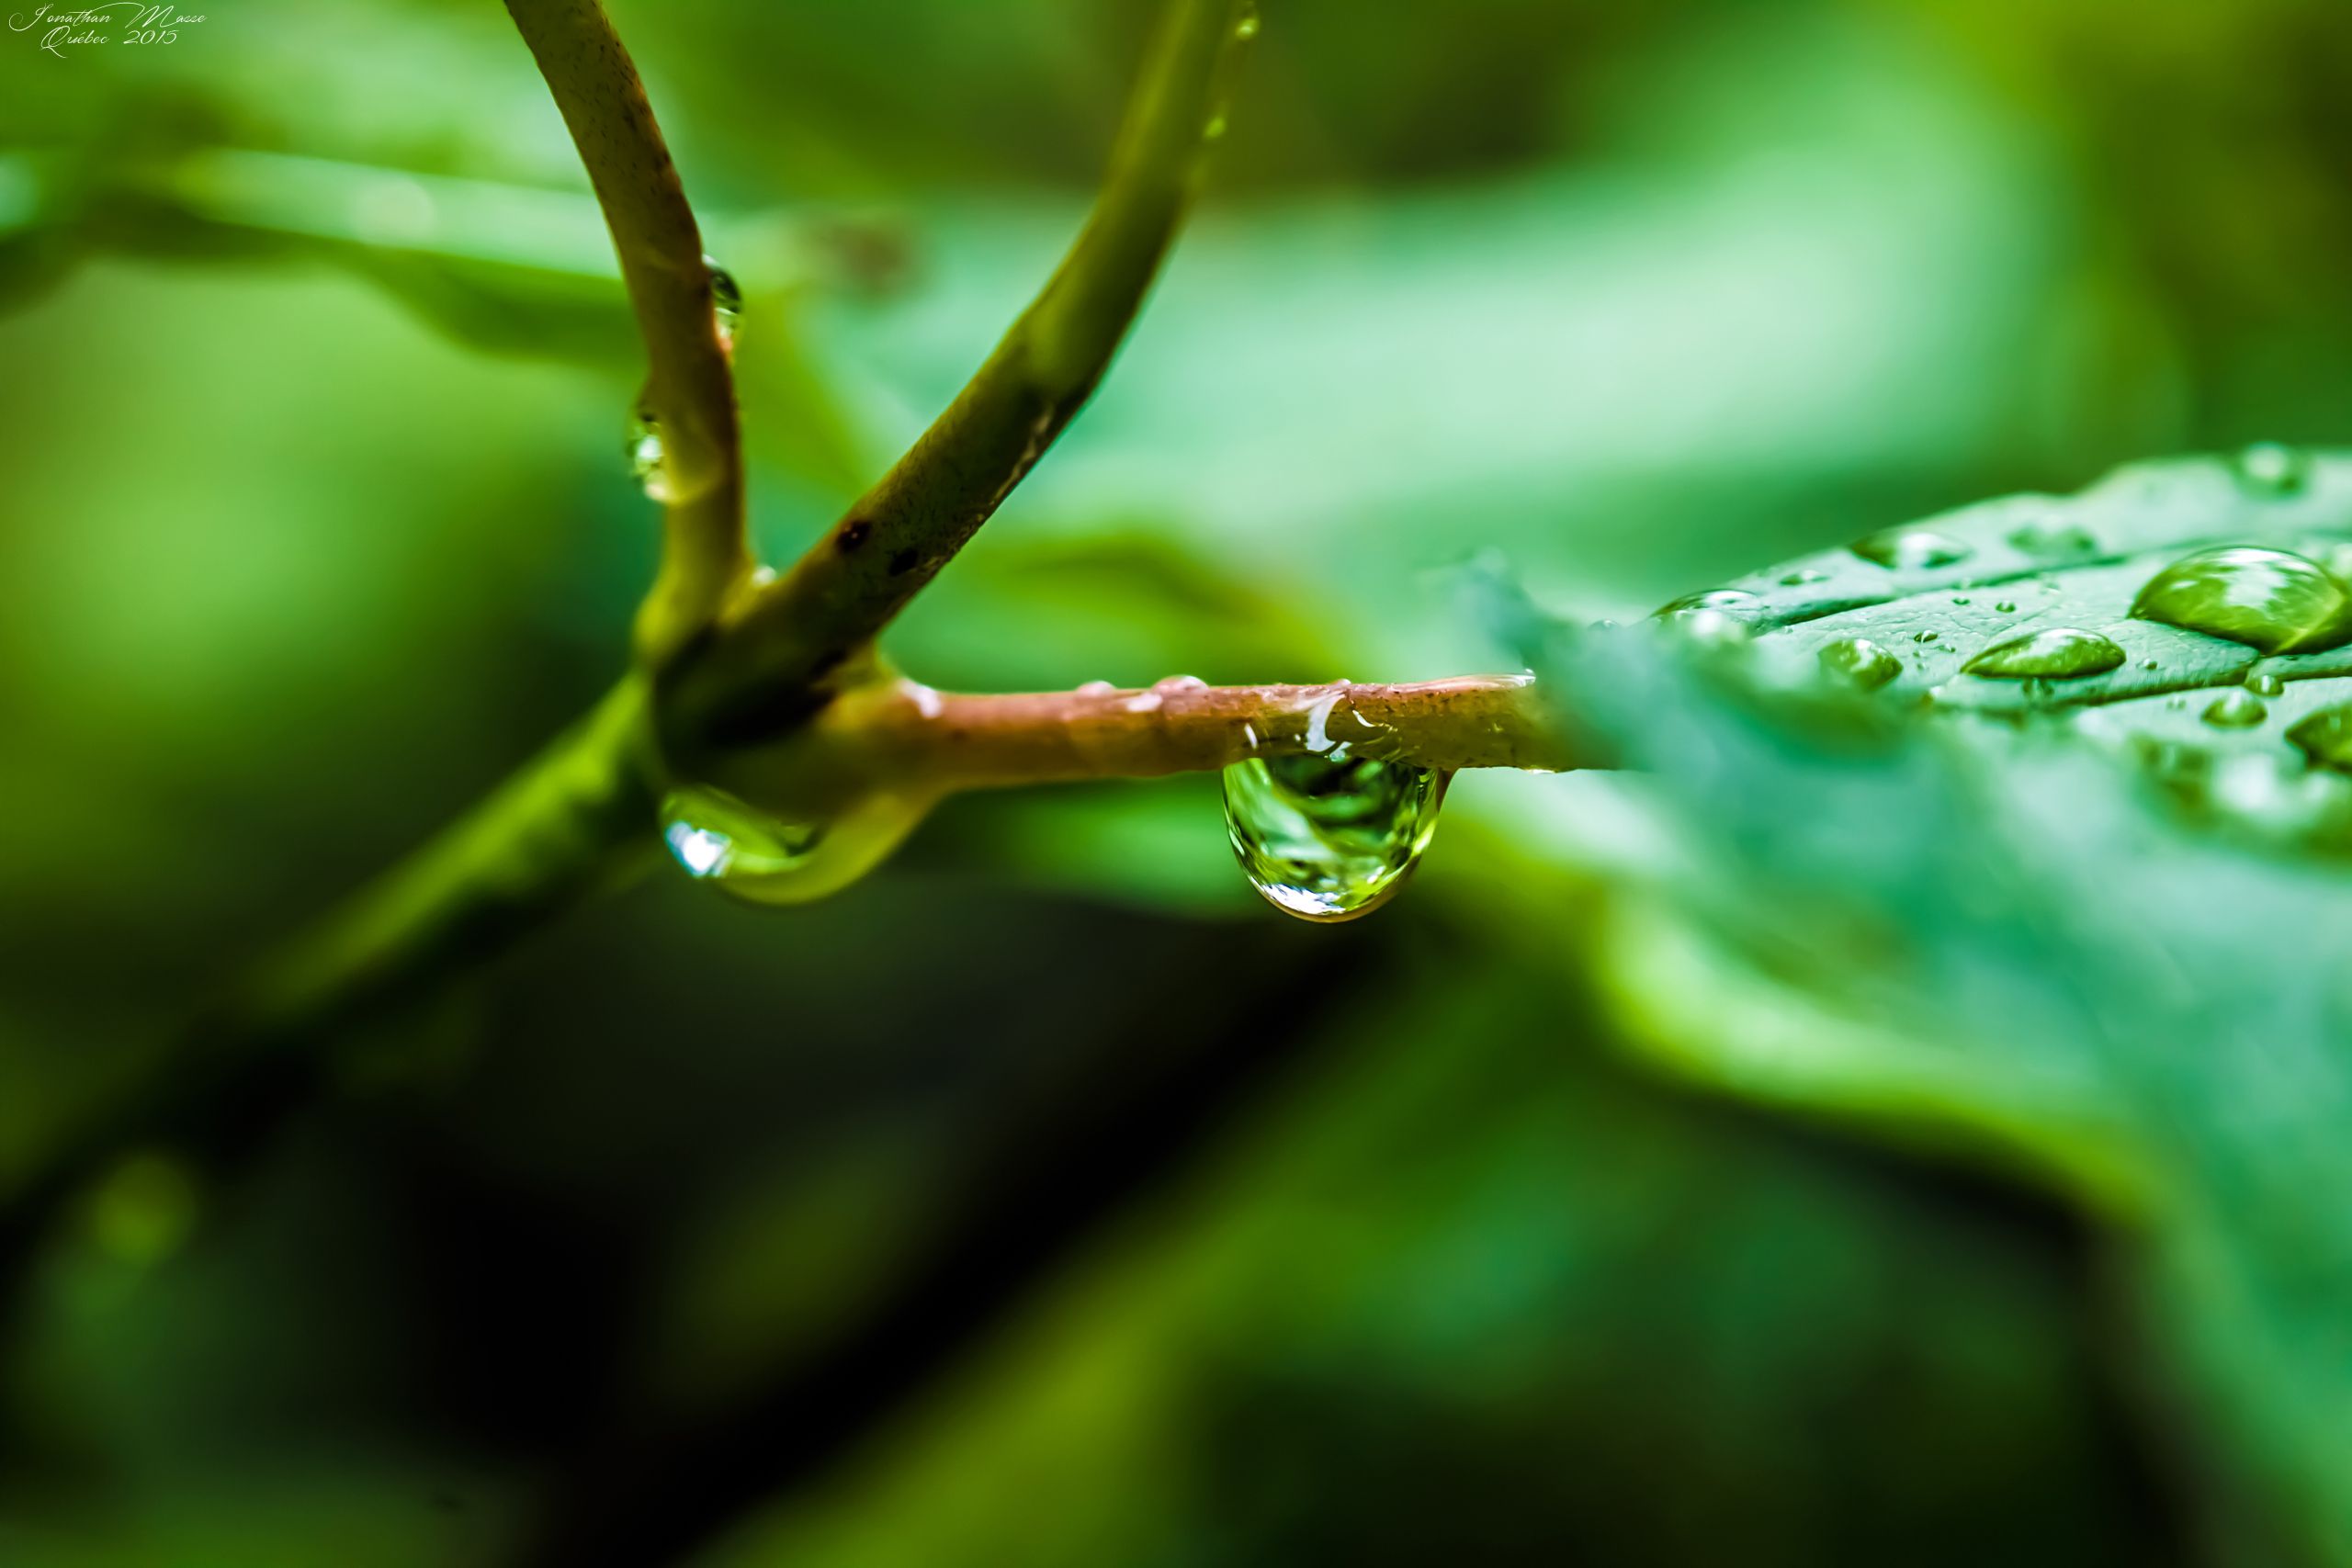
672;0;1255;743
700;674;1578;818
504;0;750;660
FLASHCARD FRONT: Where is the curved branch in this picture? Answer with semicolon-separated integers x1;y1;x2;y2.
675;0;1254;741
505;0;750;659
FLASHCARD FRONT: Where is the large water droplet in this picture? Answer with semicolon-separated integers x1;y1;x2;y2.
660;783;925;905
2233;442;2309;498
2202;689;2268;729
707;255;742;349
2129;546;2352;655
1655;589;1761;647
2006;519;2099;559
626;401;672;501
2288;705;2352;773
1818;637;1902;691
1961;627;2126;680
1223;753;1444;921
1850;528;1971;570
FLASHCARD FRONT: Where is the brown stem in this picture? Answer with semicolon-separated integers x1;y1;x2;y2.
504;0;750;660
695;673;1584;818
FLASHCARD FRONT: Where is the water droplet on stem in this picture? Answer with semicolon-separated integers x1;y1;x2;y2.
1224;753;1445;921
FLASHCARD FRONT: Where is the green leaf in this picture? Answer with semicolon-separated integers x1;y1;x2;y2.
1487;466;2352;1560
1675;447;2352;859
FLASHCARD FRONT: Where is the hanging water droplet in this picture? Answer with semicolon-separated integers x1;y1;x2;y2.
660;783;927;906
1850;528;1972;570
2006;518;2100;559
1818;637;1902;692
2129;546;2352;655
706;255;742;349
2246;671;2286;697
1223;753;1445;921
626;400;672;501
2201;689;2268;729
1962;627;2126;680
2232;442;2309;498
1780;569;1827;586
2288;705;2352;773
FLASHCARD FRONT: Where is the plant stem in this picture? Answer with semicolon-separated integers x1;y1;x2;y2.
702;674;1582;817
503;0;749;660
676;0;1254;740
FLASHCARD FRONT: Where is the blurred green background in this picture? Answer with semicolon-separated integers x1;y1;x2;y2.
6;0;2352;1562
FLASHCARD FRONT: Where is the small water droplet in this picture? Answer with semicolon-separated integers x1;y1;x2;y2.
626;400;671;501
1951;596;1970;605
2006;518;2099;558
1850;528;1972;570
1912;630;1939;644
2201;689;2268;728
1235;10;1260;39
1154;674;1209;693
2233;442;2310;498
1224;753;1444;921
1994;601;2017;614
2129;546;2352;655
1076;679;1117;696
2288;705;2352;773
2141;659;2160;671
1656;590;1760;647
2246;672;2286;697
706;256;742;348
1204;113;1228;141
1818;637;1902;692
1962;627;2126;680
1780;569;1827;586
660;784;924;905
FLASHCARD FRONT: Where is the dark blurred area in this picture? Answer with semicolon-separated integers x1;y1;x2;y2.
5;0;2350;1562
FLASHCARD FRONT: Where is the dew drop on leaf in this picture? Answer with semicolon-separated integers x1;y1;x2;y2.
1779;569;1826;586
2247;671;2286;697
2005;519;2099;559
1961;627;2127;680
1849;528;1972;570
2287;705;2352;773
1995;600;2017;614
1655;590;1760;647
2232;441;2310;498
2128;546;2352;655
707;255;742;349
626;401;671;501
2201;689;2268;729
1223;753;1445;921
660;783;926;906
1818;637;1902;691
